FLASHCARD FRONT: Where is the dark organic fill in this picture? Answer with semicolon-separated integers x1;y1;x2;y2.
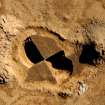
24;37;44;63
46;51;73;75
26;61;57;84
79;42;101;65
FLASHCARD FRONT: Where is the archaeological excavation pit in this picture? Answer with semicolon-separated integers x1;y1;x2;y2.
79;42;102;65
46;51;73;75
24;37;44;64
24;36;73;74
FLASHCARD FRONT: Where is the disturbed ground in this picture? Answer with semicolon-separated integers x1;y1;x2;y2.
0;0;105;105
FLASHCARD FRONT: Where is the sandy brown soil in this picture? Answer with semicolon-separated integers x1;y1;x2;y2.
0;0;105;105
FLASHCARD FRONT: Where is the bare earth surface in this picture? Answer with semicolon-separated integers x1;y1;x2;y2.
0;0;105;105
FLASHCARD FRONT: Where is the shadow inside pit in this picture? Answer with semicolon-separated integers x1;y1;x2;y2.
46;51;73;75
24;37;44;63
79;42;101;65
